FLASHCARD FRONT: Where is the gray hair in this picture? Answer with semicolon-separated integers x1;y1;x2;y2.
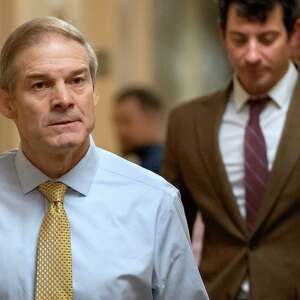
0;16;98;94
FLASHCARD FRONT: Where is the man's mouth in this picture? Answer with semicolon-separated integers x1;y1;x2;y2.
244;68;262;73
48;119;80;126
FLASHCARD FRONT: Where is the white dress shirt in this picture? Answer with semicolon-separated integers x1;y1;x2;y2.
0;137;208;300
219;62;298;293
219;62;298;217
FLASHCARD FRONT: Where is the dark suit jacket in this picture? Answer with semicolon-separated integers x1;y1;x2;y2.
161;80;300;300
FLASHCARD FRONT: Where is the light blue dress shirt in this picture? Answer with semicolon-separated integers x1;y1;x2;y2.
0;138;208;300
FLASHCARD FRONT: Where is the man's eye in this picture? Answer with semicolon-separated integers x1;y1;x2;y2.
259;34;277;45
230;35;247;46
32;82;48;90
71;77;85;85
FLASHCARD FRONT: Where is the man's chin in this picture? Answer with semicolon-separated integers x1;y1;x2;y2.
241;77;272;95
48;134;89;152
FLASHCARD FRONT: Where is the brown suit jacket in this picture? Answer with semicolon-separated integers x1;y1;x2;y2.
161;80;300;300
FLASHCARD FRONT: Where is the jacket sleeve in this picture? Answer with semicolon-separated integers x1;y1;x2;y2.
161;109;198;235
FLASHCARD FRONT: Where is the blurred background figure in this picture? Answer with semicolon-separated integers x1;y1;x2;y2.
112;87;165;174
290;19;300;63
290;1;300;63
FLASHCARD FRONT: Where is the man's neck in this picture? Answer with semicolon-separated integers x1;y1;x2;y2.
21;141;89;179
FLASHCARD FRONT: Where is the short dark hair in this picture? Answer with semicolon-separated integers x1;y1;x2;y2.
218;0;298;34
114;87;164;113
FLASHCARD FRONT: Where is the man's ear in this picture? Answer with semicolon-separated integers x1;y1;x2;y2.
0;88;16;120
289;18;300;48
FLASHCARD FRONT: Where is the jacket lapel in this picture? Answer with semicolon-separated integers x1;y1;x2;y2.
194;83;248;238
253;79;300;233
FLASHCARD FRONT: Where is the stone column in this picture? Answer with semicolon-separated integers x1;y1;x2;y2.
153;0;231;105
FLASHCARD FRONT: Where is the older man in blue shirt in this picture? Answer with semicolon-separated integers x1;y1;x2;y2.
0;17;208;300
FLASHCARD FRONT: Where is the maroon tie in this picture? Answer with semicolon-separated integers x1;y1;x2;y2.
244;97;269;231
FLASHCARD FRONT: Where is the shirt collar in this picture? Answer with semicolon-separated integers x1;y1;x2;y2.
15;135;99;196
233;62;298;111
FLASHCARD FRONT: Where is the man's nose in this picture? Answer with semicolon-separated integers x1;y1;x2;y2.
245;40;261;64
51;82;74;109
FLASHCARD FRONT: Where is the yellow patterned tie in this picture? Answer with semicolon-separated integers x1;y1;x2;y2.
35;181;73;300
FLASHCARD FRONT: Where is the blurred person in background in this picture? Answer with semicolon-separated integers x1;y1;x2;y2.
162;0;300;299
0;17;209;300
290;1;300;62
112;87;164;174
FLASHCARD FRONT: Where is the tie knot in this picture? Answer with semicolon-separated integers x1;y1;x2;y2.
248;95;270;117
38;181;67;203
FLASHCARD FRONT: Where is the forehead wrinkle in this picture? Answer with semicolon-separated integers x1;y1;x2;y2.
17;56;90;83
15;35;89;70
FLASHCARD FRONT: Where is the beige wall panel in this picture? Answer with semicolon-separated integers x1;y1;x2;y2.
0;116;19;153
0;0;19;152
14;0;82;25
80;0;118;152
114;0;154;87
0;0;16;44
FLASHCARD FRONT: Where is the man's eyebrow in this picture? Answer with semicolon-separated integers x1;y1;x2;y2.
24;73;49;81
70;67;90;77
24;67;90;80
258;30;279;36
228;29;279;35
227;31;245;36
